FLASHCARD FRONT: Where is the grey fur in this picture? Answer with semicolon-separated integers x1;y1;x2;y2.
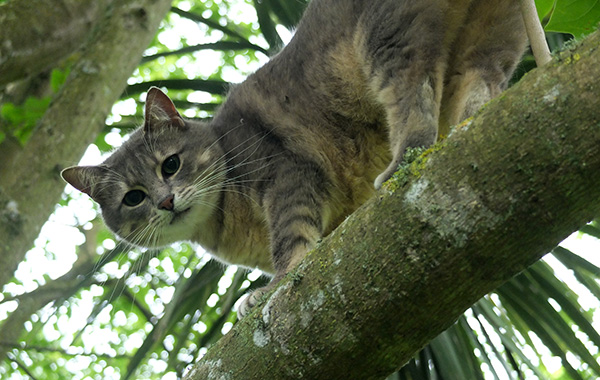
62;0;527;317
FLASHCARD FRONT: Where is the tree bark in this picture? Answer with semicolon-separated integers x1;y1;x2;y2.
0;0;112;87
184;30;600;380
0;0;172;290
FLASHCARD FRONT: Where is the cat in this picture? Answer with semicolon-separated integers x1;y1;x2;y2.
61;0;527;317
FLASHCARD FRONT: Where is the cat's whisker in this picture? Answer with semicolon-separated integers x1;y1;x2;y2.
142;133;155;155
219;135;276;173
191;181;258;208
192;151;281;192
220;152;283;180
101;166;126;180
199;127;276;181
126;216;162;248
202;120;252;154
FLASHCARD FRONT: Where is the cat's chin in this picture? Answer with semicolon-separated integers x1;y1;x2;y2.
161;205;210;245
170;207;192;225
120;207;202;249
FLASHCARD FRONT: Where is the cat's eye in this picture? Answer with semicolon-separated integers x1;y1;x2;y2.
162;155;180;177
123;189;146;207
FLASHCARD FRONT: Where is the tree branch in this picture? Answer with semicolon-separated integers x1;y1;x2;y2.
0;0;172;290
0;0;112;86
184;30;600;380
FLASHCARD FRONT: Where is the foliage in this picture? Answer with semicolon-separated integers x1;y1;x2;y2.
0;67;70;145
0;96;50;145
1;0;600;379
536;0;600;37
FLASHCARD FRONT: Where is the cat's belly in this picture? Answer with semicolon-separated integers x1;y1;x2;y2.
325;144;390;234
215;233;273;274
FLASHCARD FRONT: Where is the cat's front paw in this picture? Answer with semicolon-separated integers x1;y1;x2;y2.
238;288;268;318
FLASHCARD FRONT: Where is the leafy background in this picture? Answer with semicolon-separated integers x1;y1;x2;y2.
1;0;600;379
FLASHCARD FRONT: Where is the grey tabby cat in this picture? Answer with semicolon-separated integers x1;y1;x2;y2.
62;0;527;317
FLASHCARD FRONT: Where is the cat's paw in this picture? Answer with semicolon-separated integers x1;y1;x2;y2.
375;139;435;189
238;288;268;319
374;159;401;189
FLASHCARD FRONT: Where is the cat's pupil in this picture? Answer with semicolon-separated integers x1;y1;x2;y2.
162;155;180;177
123;190;145;207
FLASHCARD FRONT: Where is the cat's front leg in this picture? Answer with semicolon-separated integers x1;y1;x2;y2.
356;2;448;188
439;0;527;134
238;159;327;318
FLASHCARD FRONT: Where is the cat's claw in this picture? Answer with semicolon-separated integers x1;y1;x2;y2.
238;288;268;319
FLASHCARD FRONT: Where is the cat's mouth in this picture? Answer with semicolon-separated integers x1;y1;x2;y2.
170;207;191;224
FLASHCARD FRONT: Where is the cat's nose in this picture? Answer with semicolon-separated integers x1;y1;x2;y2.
158;194;175;211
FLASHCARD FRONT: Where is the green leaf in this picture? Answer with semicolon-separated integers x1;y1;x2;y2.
50;67;70;93
552;246;600;305
253;0;284;53
536;0;557;20
553;246;600;276
266;0;307;28
498;282;585;380
545;0;600;37
0;96;51;144
528;263;600;358
579;223;600;239
473;301;548;378
429;323;485;380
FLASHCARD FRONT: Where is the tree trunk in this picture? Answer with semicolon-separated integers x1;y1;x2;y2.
0;0;112;87
0;0;172;290
184;30;600;380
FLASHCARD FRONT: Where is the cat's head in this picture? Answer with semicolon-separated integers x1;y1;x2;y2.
61;87;225;248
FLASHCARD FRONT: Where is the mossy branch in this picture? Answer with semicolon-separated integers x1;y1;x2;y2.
184;30;600;380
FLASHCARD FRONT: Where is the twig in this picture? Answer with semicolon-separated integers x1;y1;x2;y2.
6;352;40;380
1;341;129;359
520;0;552;66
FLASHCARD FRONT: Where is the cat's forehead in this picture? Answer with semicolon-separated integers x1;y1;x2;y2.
105;129;176;165
100;133;159;178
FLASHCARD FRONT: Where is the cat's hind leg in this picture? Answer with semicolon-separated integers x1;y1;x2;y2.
355;2;453;189
439;0;528;136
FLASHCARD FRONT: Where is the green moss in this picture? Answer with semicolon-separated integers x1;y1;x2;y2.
383;143;444;192
291;272;304;285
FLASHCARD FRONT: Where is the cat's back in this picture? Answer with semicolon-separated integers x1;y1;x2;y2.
213;0;521;221
216;0;422;220
224;0;392;171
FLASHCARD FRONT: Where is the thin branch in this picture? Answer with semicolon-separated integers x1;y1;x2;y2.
6;352;40;380
124;79;231;98
1;341;129;360
520;0;552;66
170;7;258;46
141;42;269;63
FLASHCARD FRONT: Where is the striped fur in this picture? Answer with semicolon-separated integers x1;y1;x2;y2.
62;0;527;316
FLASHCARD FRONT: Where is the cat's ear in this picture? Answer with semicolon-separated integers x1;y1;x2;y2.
61;166;106;200
143;87;186;133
